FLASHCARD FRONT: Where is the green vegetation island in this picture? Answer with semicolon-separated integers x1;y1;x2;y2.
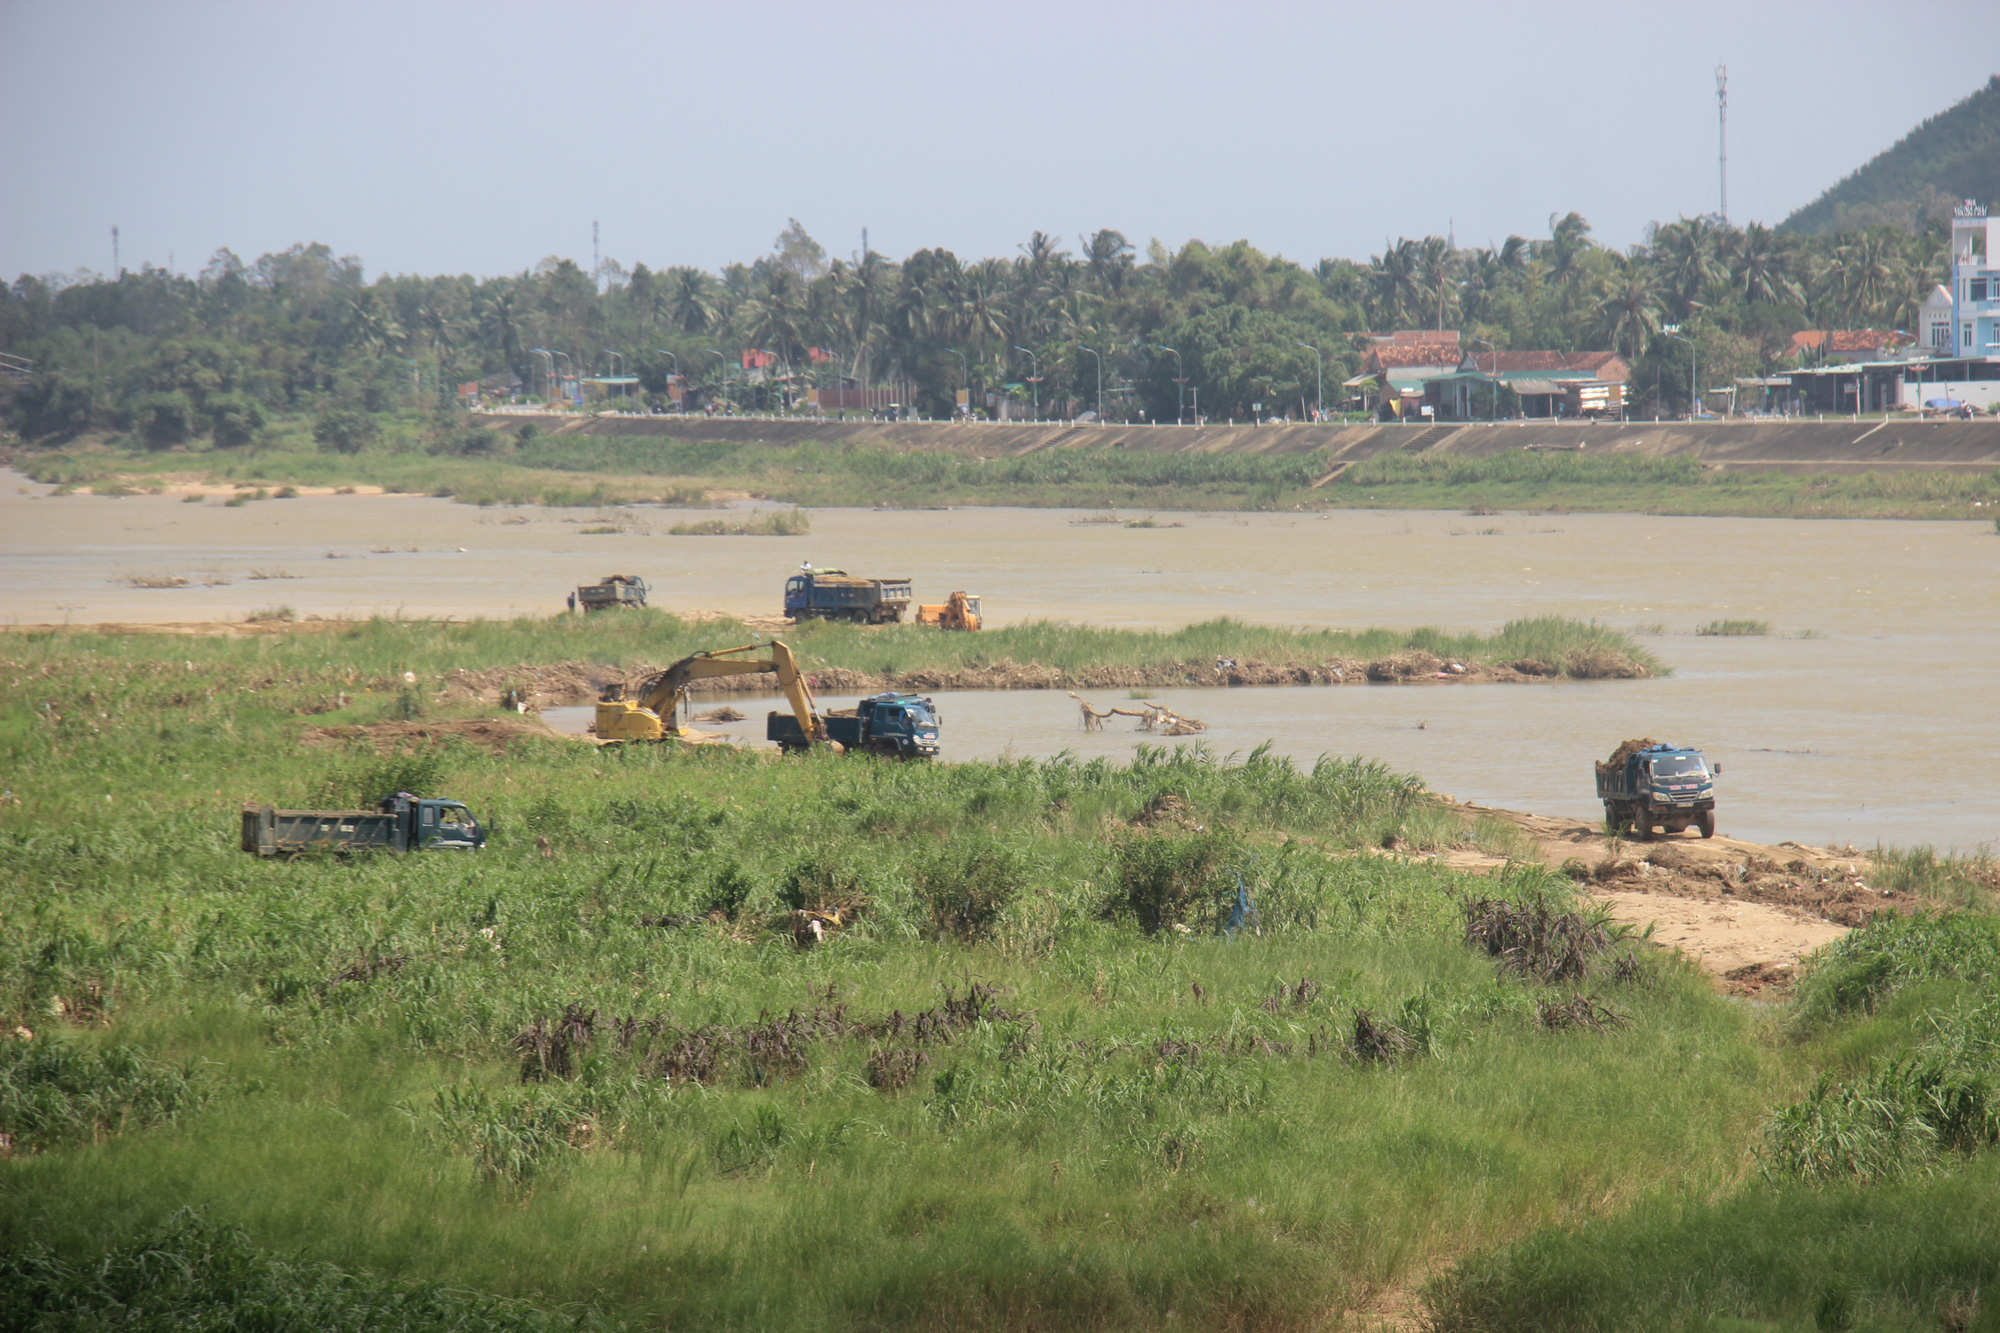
4;619;1998;1329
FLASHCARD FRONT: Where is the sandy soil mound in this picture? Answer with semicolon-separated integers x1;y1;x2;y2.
301;716;562;754
1433;803;1934;989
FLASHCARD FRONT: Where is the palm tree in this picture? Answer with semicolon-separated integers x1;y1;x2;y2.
1726;224;1803;307
1417;235;1458;332
1651;217;1725;320
666;267;717;334
1592;259;1664;361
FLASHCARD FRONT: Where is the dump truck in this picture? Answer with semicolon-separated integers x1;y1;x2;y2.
768;691;941;759
1595;739;1717;840
915;590;982;631
577;574;648;611
783;569;911;624
241;794;486;856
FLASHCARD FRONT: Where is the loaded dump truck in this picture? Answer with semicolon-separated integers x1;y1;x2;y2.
768;692;941;758
784;569;911;624
241;794;486;856
1596;739;1717;840
577;575;648;611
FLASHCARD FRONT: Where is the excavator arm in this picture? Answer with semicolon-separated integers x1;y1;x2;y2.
595;642;825;744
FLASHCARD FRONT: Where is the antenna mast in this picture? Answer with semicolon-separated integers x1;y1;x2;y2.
1715;65;1728;226
112;225;120;278
592;220;600;291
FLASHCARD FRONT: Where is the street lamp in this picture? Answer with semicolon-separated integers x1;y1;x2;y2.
1078;345;1103;423
1012;345;1041;417
704;349;729;406
1155;345;1185;424
600;349;624;376
529;348;555;404
652;349;678;376
549;350;574;407
1662;325;1695;419
1469;337;1496;421
1295;342;1323;421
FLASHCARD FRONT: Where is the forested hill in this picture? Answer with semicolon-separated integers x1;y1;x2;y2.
1782;75;2000;235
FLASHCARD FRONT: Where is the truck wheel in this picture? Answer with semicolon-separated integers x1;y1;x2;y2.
1628;807;1651;841
1602;802;1619;833
1697;811;1715;839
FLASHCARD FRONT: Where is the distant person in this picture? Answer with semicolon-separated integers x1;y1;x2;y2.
567;591;577;613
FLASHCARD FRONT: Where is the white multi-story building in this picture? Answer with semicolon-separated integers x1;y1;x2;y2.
1949;199;1999;360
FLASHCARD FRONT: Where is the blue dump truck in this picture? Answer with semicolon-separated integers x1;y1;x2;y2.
783;569;912;624
767;692;941;758
1595;740;1717;840
241;794;487;856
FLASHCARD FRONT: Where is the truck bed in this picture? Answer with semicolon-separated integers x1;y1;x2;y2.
241;805;400;855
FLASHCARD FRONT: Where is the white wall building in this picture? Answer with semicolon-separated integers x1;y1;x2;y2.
1918;284;1954;352
1949;200;2000;359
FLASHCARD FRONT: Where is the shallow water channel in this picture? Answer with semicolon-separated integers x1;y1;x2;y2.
5;474;1995;852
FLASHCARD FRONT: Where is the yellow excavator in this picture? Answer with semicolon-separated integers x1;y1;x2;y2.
592;641;827;744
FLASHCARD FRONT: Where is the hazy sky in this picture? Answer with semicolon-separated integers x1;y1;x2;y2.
3;0;1993;283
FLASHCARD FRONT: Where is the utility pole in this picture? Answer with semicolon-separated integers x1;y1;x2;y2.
112;226;120;278
593;220;600;292
1716;66;1728;226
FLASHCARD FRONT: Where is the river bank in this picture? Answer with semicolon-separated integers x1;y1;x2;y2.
13;413;2000;516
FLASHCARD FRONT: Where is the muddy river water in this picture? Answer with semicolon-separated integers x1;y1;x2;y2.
4;473;1994;851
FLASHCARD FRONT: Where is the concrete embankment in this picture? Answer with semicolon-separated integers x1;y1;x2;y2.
476;412;2000;474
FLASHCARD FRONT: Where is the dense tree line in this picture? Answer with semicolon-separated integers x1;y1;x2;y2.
0;211;1956;445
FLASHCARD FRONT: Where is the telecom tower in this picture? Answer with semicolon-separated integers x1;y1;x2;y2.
1716;66;1728;226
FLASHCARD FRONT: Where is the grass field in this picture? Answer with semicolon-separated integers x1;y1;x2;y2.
2;624;1995;1330
16;425;2000;518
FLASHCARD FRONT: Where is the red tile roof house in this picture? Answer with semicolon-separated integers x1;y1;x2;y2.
1789;330;1915;364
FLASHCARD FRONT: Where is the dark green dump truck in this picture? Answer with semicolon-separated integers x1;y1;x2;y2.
241;794;486;855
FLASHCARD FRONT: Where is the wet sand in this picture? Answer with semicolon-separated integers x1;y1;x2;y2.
6;472;1996;851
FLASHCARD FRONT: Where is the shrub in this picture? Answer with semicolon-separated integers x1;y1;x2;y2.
205;392;266;447
914;837;1028;942
0;1209;584;1330
0;1037;210;1152
1793;912;2000;1026
138;390;196;449
313;407;379;455
1109;827;1240;933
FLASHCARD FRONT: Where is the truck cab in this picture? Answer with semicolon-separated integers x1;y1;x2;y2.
411;798;486;851
766;692;940;758
846;693;940;758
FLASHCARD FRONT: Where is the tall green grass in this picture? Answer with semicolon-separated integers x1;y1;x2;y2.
0;628;1765;1329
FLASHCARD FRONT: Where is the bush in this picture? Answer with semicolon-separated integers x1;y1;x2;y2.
1793;912;2000;1026
0;1209;587;1331
0;1037;209;1152
205;392;267;447
138;390;196;449
1109;827;1241;933
313;407;380;455
914;837;1028;942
